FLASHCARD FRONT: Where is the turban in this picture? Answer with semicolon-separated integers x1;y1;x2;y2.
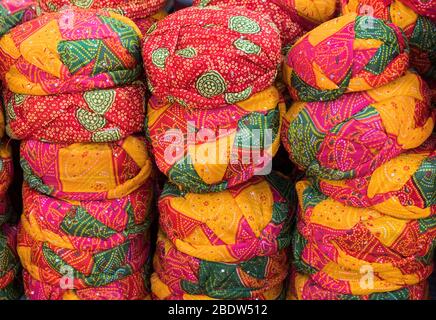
0;9;143;95
142;6;282;109
283;13;409;102
133;10;167;36
281;72;435;180
397;0;436;20
4;82;146;143
151;231;287;300
288;271;429;300
293;180;435;296
158;172;294;263
0;224;21;299
20;135;153;201
146;86;284;193
313;136;436;219
18;225;151;299
341;0;435;82
0;0;37;37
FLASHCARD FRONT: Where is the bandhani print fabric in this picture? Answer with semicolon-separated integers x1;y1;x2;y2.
313;135;436;219
142;6;282;109
292;180;436;298
133;10;167;36
284;13;409;102
341;0;435;84
0;9;143;95
19;135;153;201
4;82;147;143
0;0;36;37
151;231;287;300
146;86;285;193
281;72;435;180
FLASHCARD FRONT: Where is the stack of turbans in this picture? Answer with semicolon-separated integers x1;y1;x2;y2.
282;13;436;300
36;0;168;34
142;6;294;299
0;9;154;300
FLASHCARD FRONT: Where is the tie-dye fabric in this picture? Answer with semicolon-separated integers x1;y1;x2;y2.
133;10;167;36
288;270;429;300
0;9;143;95
397;0;436;20
4;82;146;143
20;135;153;201
151;231;287;300
158;172;294;263
0;0;36;37
283;13;409;102
142;6;282;109
313;136;436;219
146;87;284;193
281;72;434;180
293;180;435;297
341;0;435;84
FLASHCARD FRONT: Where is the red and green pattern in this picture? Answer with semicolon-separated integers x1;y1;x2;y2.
0;0;36;37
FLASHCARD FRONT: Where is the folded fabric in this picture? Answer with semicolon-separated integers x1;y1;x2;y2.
142;6;282;109
0;9;143;95
288;270;429;300
21;180;154;252
18;223;150;291
0;223;22;300
146;86;284;193
341;0;435;82
397;0;436;20
281;72;434;180
151;230;288;300
38;0;167;20
0;0;37;37
313;136;436;219
0;139;13;201
20;135;153;201
4;82;146;143
284;13;409;102
23;266;150;300
158;172;294;263
294;180;435;295
133;10;167;36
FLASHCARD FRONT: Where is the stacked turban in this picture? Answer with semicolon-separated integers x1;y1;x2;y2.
341;0;435;90
143;6;294;300
152;173;294;300
282;11;435;300
37;0;168;34
0;9;154;300
0;0;37;37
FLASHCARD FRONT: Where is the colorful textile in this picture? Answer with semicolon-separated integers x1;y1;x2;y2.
142;6;282;109
397;0;436;20
0;9;143;95
283;13;409;102
0;0;36;37
288;271;429;300
158;172;294;263
4;82;146;143
20;135;153;201
133;10;167;36
313;136;436;219
151;231;287;300
0;224;21;300
293;180;436;296
146;86;284;193
281;72;434;180
341;0;435;82
18;224;151;297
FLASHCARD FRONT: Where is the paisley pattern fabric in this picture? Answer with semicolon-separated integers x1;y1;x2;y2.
19;135;153;201
146;86;284;193
0;9;143;95
283;13;409;102
313;136;436;219
151;231;287;300
4;82;146;143
341;0;436;84
0;0;37;37
288;271;429;300
292;180;436;297
142;6;282;109
281;72;435;180
37;0;167;21
158;172;294;263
